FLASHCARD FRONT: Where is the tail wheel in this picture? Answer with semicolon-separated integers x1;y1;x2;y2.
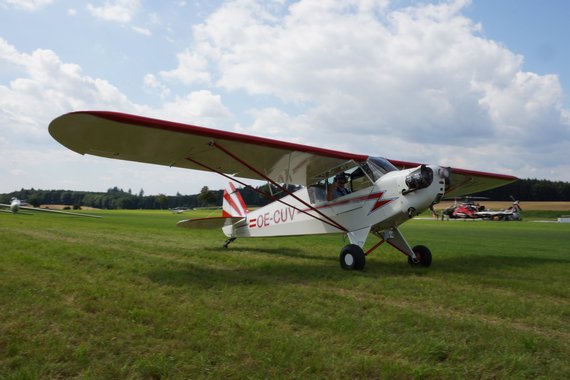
408;245;432;267
339;244;366;270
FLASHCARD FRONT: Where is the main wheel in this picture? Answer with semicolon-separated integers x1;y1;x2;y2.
408;245;432;267
339;244;366;270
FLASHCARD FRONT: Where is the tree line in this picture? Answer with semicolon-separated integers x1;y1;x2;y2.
1;178;568;210
0;185;292;210
473;178;570;201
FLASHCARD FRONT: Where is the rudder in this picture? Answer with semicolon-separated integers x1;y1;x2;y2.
222;182;248;217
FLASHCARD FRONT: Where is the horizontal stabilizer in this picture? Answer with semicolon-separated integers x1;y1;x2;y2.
177;217;243;229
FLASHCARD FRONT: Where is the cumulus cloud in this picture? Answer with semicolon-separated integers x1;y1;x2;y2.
86;0;157;37
0;37;233;193
87;0;140;23
156;0;569;179
0;37;233;136
0;38;137;137
153;90;231;127
158;49;211;85
1;0;53;11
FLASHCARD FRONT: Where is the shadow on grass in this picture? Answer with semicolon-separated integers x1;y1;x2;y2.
147;262;334;288
433;254;570;275
146;247;570;289
146;253;428;289
204;245;332;261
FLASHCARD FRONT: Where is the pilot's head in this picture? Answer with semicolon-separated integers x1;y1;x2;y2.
335;173;347;184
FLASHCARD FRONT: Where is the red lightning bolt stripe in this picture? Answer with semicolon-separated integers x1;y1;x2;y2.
368;191;397;214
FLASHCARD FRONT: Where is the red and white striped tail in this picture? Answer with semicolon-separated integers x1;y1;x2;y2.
222;182;248;217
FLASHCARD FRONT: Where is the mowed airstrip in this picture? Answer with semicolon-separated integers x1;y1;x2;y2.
1;204;569;378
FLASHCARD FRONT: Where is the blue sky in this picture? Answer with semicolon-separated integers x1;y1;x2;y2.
1;0;569;195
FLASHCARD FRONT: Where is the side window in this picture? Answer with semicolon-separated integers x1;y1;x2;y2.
308;161;376;204
349;167;370;192
308;181;328;204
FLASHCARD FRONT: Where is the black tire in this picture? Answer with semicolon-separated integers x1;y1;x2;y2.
339;244;366;270
408;245;432;267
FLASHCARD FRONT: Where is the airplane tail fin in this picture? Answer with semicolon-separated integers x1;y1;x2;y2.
178;183;247;231
222;182;248;217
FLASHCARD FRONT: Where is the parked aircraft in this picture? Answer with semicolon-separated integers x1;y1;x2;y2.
49;111;517;270
475;199;522;221
442;197;522;221
1;197;100;218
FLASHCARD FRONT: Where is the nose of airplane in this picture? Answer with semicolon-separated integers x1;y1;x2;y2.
404;165;434;192
436;166;451;181
432;165;451;204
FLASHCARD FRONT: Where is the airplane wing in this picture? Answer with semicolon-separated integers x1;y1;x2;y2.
19;205;101;218
49;111;516;193
0;208;25;214
49;111;366;186
24;207;100;217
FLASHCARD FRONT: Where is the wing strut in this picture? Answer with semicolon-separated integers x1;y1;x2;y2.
186;147;347;233
210;141;348;232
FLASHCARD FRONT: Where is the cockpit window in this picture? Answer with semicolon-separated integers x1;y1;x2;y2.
308;161;377;204
367;157;398;180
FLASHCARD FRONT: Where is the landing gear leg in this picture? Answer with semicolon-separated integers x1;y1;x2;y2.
339;244;366;270
374;228;433;268
223;237;236;248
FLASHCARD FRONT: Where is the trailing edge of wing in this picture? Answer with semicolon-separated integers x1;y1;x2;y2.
177;217;244;229
1;203;101;217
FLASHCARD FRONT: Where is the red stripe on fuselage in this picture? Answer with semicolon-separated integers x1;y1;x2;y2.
300;191;396;213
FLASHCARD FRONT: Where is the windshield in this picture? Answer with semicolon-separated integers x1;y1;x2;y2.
367;157;398;180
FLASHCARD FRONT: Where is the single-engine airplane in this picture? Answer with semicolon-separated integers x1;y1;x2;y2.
49;111;517;270
170;207;189;214
1;197;101;218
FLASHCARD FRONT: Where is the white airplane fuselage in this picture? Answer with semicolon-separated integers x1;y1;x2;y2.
10;198;22;213
223;165;446;247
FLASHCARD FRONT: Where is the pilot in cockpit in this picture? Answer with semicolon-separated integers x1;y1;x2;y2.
328;173;350;200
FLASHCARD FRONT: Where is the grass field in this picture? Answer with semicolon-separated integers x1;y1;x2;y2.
1;209;569;379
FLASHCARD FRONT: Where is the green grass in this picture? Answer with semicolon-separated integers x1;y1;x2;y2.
1;210;569;379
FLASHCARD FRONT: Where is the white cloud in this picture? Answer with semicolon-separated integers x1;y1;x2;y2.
87;0;140;23
143;73;170;99
2;0;53;11
0;38;138;138
159;0;569;179
0;37;235;194
86;0;155;37
153;90;231;127
158;49;211;85
131;26;151;36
